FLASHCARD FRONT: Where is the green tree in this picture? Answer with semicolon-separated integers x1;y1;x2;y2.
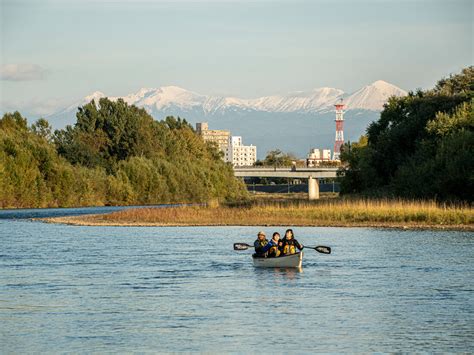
263;149;296;167
31;118;53;141
51;98;248;204
0;102;248;208
339;66;473;201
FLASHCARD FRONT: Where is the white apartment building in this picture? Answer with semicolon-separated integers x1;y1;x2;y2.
227;136;257;167
307;148;332;167
196;123;256;166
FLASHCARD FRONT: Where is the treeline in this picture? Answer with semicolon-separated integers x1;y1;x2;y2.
0;98;247;208
339;67;473;202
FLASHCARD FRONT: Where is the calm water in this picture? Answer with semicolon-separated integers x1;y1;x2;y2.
0;208;473;352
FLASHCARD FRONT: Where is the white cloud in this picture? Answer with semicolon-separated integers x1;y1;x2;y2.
1;97;68;117
0;64;48;81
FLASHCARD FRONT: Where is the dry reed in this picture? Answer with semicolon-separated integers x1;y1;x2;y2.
53;198;474;229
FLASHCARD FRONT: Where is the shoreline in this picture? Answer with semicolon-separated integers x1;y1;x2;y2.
39;215;474;231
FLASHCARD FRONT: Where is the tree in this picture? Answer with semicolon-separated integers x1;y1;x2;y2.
338;66;473;201
32;118;53;141
0;99;248;208
263;149;296;167
52;98;248;204
433;66;473;96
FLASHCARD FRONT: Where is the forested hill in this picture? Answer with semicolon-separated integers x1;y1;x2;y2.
0;99;247;208
339;66;474;202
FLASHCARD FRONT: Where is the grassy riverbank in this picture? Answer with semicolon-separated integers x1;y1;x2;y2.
43;198;474;230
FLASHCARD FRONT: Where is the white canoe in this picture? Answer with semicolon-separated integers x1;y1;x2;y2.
252;252;303;268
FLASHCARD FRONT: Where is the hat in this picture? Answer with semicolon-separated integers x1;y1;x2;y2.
257;231;266;236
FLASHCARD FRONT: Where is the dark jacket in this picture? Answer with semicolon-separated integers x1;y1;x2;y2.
280;237;303;255
254;238;269;256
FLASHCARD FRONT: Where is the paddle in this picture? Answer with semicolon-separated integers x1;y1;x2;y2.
233;243;331;254
233;242;253;250
304;245;331;254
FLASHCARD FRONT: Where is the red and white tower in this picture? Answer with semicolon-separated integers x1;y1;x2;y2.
333;99;345;160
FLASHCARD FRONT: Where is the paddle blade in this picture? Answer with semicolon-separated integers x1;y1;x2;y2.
315;246;331;254
234;243;251;251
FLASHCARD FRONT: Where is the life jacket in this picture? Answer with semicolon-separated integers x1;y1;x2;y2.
268;244;280;258
281;237;299;255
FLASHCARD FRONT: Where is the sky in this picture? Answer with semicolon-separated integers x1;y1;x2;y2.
0;0;472;116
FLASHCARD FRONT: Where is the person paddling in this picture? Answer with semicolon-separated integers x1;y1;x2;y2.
254;231;269;257
259;232;281;258
280;229;304;255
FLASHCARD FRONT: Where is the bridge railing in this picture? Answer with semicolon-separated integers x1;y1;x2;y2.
233;166;340;171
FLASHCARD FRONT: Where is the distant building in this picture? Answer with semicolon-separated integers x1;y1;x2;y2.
307;148;332;167
228;136;257;167
196;122;231;152
196;123;256;166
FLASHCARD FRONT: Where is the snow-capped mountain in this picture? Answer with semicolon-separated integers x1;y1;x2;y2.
244;87;345;113
121;86;207;111
46;81;407;158
344;80;406;111
48;80;406;122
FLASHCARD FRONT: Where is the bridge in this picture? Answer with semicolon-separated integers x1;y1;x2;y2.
233;167;340;200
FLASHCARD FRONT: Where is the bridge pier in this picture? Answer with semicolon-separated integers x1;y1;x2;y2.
308;176;319;200
233;167;338;200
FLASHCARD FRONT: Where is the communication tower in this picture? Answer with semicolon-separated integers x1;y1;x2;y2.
333;99;345;160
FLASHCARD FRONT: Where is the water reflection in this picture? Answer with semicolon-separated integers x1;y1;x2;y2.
251;267;304;291
256;266;303;278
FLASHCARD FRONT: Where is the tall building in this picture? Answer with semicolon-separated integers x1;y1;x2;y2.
196;123;256;166
196;122;230;152
228;136;257;167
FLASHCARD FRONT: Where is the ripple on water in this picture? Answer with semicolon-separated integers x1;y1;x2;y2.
0;216;473;352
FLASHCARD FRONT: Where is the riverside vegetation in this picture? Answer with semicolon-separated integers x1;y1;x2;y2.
44;199;473;230
339;66;473;202
0;100;247;208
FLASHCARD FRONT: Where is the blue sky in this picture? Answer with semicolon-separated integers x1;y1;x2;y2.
1;0;472;116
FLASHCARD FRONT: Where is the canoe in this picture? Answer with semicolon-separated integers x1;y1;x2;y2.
252;252;303;268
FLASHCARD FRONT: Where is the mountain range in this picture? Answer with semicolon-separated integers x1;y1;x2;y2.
47;80;407;158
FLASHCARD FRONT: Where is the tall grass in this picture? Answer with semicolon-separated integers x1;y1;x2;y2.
93;198;473;227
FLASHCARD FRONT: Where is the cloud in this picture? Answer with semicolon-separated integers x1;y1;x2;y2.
1;97;68;117
1;64;48;81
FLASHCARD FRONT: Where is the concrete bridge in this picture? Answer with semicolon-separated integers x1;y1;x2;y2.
233;167;339;200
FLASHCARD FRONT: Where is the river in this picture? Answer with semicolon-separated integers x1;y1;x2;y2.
0;207;472;352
